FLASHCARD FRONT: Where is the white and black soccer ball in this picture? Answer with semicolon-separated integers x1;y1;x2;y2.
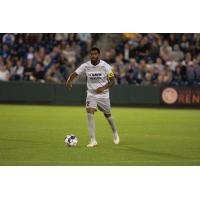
64;134;78;147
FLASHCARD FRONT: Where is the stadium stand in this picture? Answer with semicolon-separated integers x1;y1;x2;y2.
0;33;199;86
0;33;101;83
103;33;200;86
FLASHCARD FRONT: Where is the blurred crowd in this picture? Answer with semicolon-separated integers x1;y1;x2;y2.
0;33;200;86
0;33;100;83
103;33;200;86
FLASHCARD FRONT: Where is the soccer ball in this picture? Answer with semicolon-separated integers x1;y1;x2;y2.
64;134;78;147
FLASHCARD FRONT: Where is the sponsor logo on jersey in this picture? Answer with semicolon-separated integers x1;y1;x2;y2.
88;72;103;80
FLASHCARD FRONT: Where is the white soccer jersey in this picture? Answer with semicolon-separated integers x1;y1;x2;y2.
75;60;113;98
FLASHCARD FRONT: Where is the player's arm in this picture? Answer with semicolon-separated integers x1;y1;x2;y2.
66;64;86;91
96;71;115;94
103;74;115;89
66;72;78;91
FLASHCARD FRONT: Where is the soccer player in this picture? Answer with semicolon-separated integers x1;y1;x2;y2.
66;47;120;147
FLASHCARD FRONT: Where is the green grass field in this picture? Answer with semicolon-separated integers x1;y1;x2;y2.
0;104;200;166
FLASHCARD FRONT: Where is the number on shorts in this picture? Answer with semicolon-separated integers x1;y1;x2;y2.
86;101;90;106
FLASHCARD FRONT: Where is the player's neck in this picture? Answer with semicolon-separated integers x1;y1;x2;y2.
91;60;100;66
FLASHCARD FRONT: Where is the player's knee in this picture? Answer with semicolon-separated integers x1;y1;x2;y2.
86;108;96;114
104;113;111;118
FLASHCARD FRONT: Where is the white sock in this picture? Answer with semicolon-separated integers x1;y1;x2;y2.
87;113;96;143
106;116;118;138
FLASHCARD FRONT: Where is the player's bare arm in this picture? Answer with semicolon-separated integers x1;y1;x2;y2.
95;74;115;94
66;72;78;91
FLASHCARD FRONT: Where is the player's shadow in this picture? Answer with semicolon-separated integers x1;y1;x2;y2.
113;145;189;160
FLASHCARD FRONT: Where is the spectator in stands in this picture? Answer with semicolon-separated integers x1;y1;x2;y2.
10;60;24;80
113;55;126;84
71;41;81;62
43;54;52;68
123;43;131;62
166;57;179;71
45;64;62;83
192;34;200;55
104;50;113;64
78;33;92;54
168;33;177;47
0;56;4;68
103;48;117;64
146;58;154;71
149;58;165;85
160;40;172;62
171;65;181;85
25;34;42;45
63;44;76;64
194;56;200;84
163;66;173;85
187;63;196;85
171;44;184;62
149;40;160;62
143;71;152;85
135;37;150;61
23;59;35;81
32;63;45;82
124;58;139;84
130;57;138;69
180;34;189;53
0;64;10;81
2;33;15;45
154;58;165;72
136;60;147;85
113;64;122;84
181;64;188;85
26;46;35;60
183;52;193;66
35;47;46;63
55;33;68;42
0;44;10;58
115;54;125;69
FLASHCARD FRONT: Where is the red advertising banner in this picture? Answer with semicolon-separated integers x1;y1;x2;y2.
161;87;200;105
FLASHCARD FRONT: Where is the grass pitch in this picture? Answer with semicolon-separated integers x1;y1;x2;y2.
0;104;200;166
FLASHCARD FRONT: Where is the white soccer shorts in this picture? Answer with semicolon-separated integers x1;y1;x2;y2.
86;96;111;114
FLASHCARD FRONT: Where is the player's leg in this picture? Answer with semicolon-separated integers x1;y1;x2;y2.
86;97;98;147
97;99;120;144
104;113;120;144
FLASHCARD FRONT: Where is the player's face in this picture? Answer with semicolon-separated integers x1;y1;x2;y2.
90;50;100;64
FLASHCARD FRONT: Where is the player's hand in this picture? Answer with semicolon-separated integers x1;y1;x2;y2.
95;87;104;94
66;81;72;91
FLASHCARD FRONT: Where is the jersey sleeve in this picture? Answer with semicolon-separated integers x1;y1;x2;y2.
105;63;114;78
75;64;86;75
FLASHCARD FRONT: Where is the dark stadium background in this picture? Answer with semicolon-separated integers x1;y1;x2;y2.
0;33;200;106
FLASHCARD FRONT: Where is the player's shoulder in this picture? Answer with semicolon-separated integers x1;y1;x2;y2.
78;61;90;69
81;61;89;66
100;60;112;70
100;60;111;67
81;61;92;67
100;60;108;65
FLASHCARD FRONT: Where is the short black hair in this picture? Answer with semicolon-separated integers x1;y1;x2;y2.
90;47;100;54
